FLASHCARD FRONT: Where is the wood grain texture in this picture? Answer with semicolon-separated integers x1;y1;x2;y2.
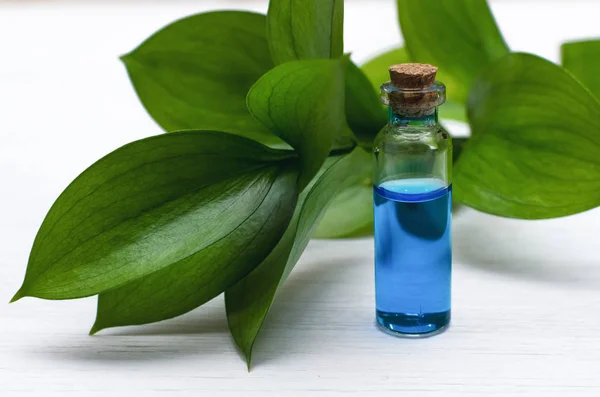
2;1;600;396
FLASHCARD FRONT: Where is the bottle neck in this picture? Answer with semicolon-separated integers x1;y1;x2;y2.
388;107;438;127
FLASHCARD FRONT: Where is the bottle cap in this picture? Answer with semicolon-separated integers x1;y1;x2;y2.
389;63;438;89
381;63;445;117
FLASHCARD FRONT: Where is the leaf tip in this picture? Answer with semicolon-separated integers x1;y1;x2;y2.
89;322;103;336
10;287;27;303
244;349;253;372
119;53;132;64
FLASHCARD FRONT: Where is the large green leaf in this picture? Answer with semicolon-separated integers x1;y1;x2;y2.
455;53;600;219
562;39;600;99
345;61;387;147
265;1;379;150
12;132;299;302
225;147;370;368
397;0;509;104
91;162;298;333
361;47;466;122
247;58;348;190
121;11;282;145
267;0;344;65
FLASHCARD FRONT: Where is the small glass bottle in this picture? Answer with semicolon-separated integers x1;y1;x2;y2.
373;64;452;337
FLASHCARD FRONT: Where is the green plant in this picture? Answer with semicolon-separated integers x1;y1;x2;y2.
12;0;600;368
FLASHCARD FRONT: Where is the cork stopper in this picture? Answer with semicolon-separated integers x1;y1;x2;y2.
382;63;445;117
389;63;438;89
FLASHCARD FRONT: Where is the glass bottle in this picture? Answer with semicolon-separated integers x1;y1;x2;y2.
373;64;452;337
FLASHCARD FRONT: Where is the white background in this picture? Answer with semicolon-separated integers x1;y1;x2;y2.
2;0;600;396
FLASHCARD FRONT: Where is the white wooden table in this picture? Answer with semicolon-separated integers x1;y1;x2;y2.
2;1;600;395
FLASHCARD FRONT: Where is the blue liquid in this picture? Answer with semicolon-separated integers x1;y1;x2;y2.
374;178;451;336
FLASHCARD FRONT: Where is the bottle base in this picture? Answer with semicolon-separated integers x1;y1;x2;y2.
376;310;450;338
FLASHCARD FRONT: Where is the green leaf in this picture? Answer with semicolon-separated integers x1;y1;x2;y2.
92;165;298;333
452;137;468;164
121;11;282;145
225;147;370;368
12;132;299;302
247;58;348;190
313;183;374;238
313;153;373;238
360;47;466;122
441;101;468;123
267;0;344;65
397;0;509;104
345;61;387;147
455;53;600;219
361;47;411;94
562;39;600;99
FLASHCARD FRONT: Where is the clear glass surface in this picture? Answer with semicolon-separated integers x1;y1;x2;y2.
373;101;452;337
